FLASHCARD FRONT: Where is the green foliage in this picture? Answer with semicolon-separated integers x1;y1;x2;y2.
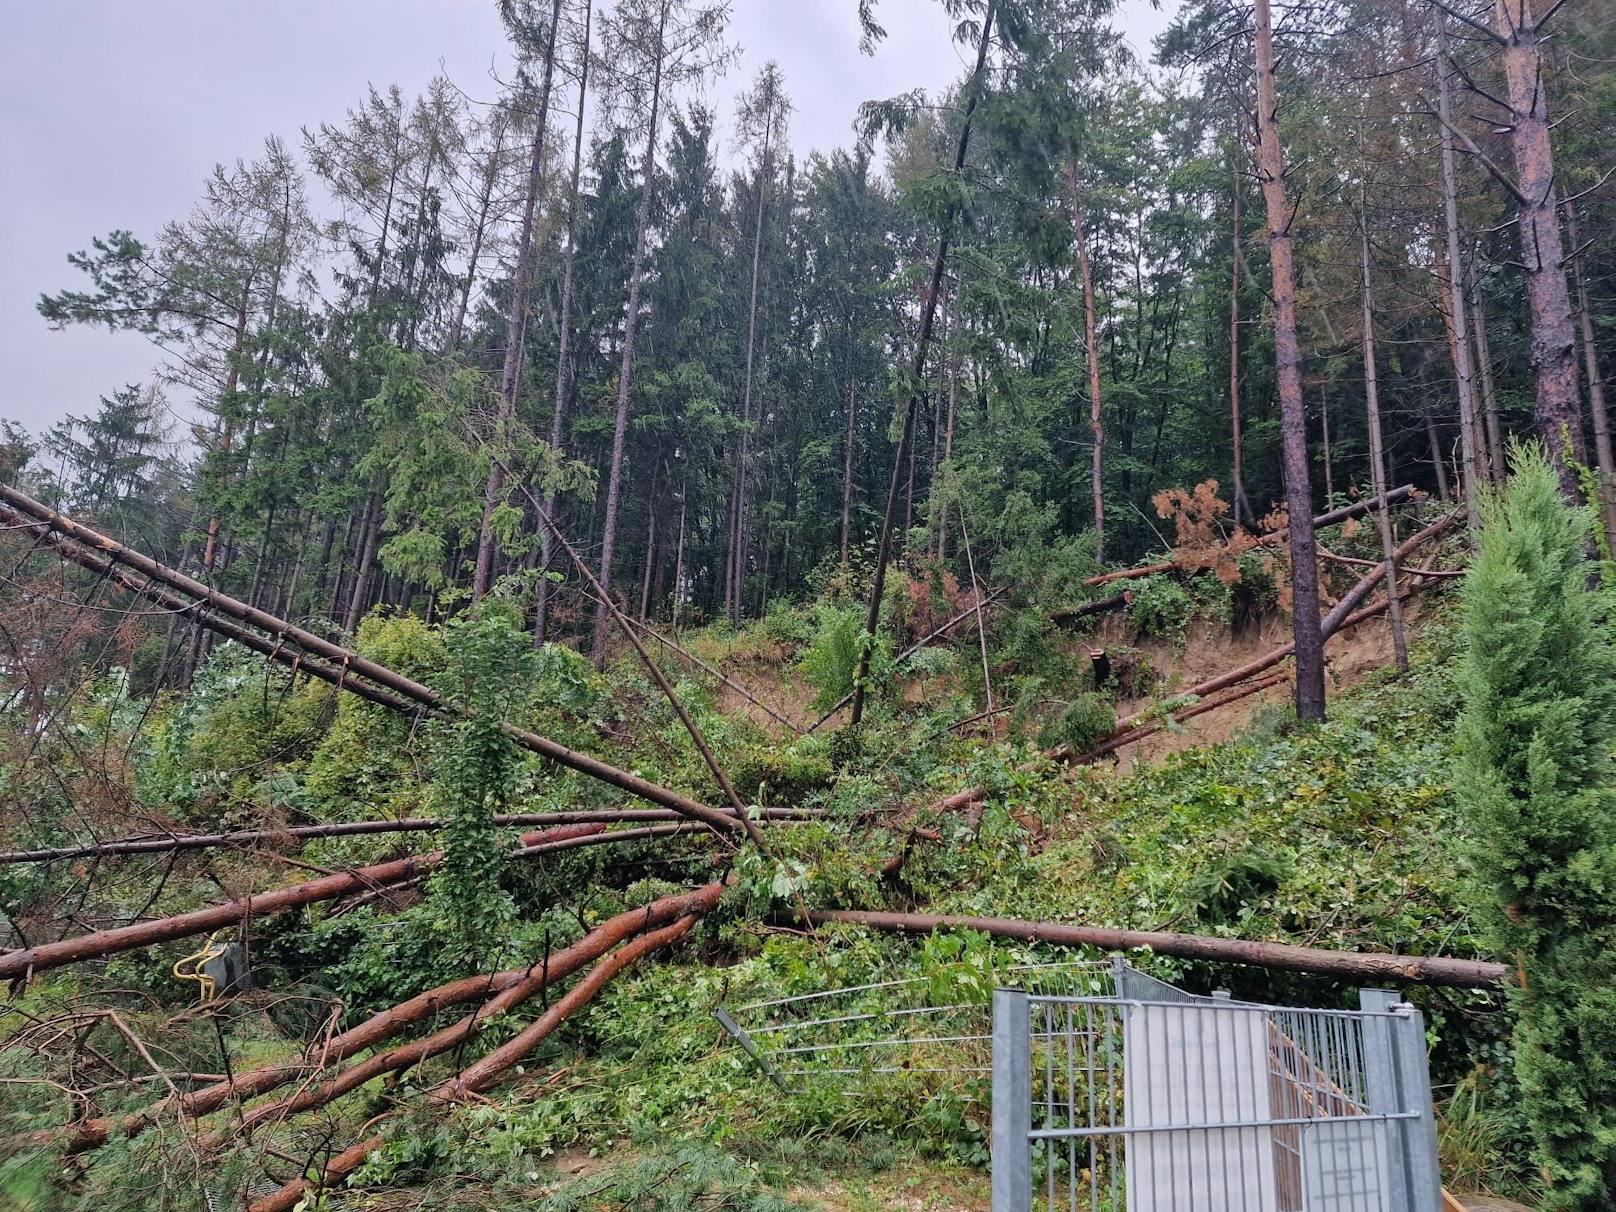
798;603;893;712
1125;574;1196;641
1456;443;1616;1208
425;608;538;970
1045;692;1116;753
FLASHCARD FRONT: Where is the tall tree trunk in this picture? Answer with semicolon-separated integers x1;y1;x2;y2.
1230;147;1249;530
473;0;564;602
847;0;995;728
343;487;383;634
536;0;594;648
840;318;857;565
1424;399;1453;501
1068;166;1106;564
936;307;958;564
1253;0;1327;721
1564;196;1616;540
1359;203;1408;671
1468;262;1506;479
592;0;670;669
671;489;687;632
1434;27;1485;531
729;117;774;625
1493;0;1585;495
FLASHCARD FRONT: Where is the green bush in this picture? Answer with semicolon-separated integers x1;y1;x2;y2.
1126;574;1195;640
1456;443;1616;1208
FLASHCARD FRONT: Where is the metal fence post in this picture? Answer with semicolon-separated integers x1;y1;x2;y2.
1392;1002;1444;1212
992;988;1032;1212
1360;989;1411;1212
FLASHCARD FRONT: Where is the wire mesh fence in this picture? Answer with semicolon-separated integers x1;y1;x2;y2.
716;959;1117;1095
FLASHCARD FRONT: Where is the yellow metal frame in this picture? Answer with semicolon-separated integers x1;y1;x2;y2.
172;930;230;1003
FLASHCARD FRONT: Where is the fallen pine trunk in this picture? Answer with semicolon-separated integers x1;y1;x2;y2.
0;807;825;866
0;491;744;839
0;822;608;984
247;910;711;1212
38;883;723;1156
789;909;1509;989
1081;486;1419;589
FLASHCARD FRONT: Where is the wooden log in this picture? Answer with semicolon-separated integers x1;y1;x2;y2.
0;491;743;837
1081;486;1419;588
0;808;825;866
0;824;605;984
247;910;710;1212
1050;591;1130;627
627;615;801;733
39;884;722;1156
791;909;1509;989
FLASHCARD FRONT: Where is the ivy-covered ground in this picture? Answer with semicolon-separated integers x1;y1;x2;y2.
0;579;1536;1210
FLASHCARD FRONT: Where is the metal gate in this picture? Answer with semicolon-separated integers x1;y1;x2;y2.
990;970;1442;1212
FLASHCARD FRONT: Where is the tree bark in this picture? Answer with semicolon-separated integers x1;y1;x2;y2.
445;113;510;355
593;0;670;669
1434;27;1485;530
0;824;603;983
473;0;564;602
1494;0;1586;495
1230;147;1249;530
1359;199;1409;671
1252;0;1327;721
1468;262;1506;480
791;909;1508;989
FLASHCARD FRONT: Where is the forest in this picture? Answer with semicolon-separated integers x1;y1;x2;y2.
2;0;1615;1207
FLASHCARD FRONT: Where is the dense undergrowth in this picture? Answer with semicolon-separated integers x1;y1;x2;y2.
0;521;1537;1210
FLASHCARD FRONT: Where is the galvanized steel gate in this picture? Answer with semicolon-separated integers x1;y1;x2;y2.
990;965;1443;1212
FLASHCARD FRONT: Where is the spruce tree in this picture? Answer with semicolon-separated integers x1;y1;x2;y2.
1457;442;1616;1208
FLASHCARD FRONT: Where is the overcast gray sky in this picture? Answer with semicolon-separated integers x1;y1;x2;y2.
1;0;1175;438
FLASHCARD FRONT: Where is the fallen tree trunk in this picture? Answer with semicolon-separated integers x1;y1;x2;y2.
791;908;1509;989
1082;486;1419;588
247;909;711;1212
0;807;825;866
0;491;743;838
0;823;609;984
1050;591;1130;627
42;884;722;1156
1070;670;1291;764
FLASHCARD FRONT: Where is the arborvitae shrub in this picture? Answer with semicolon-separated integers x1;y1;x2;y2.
1456;443;1616;1208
